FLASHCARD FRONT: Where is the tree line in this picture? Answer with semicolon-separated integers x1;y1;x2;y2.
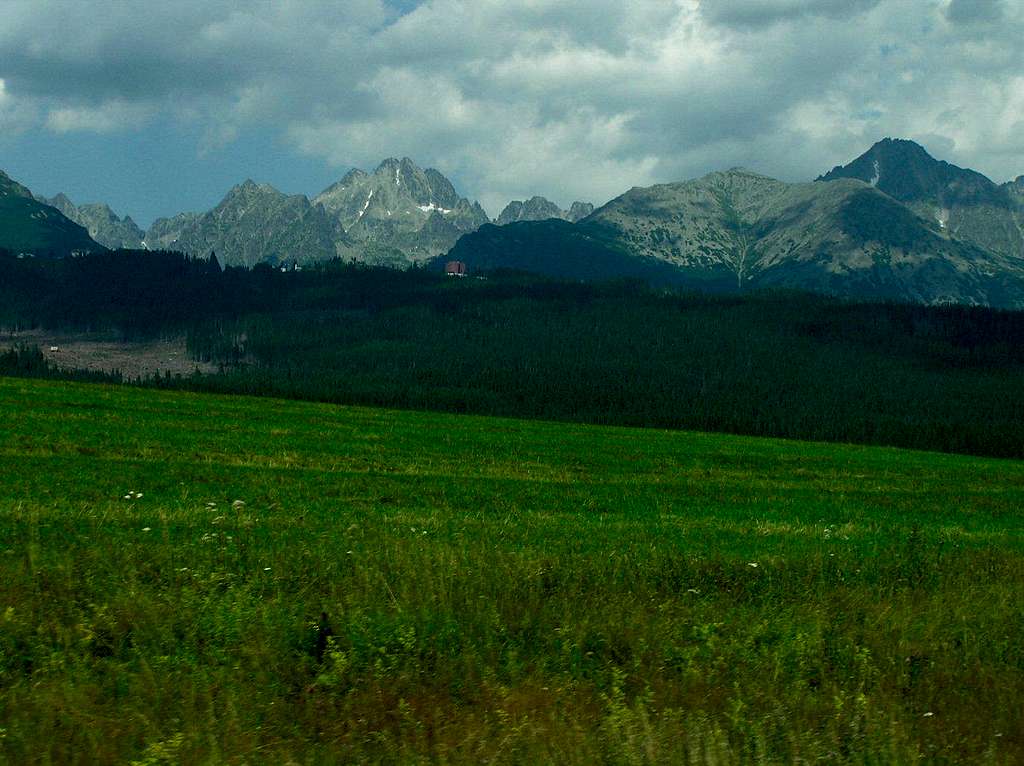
2;248;1023;458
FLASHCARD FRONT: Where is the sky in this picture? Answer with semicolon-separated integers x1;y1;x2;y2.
1;0;1022;228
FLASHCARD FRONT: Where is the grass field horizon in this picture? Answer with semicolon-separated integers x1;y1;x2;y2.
1;377;1022;763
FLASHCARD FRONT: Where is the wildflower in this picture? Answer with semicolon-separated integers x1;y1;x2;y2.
232;500;245;510
263;567;271;572
747;562;759;568
142;527;151;532
923;712;934;717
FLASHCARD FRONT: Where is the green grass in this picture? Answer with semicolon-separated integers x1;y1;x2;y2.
0;377;1022;764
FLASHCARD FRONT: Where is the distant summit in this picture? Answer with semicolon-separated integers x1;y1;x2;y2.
147;180;351;267
818;138;1024;258
313;157;489;261
818;138;1012;208
38;192;144;249
495;196;594;225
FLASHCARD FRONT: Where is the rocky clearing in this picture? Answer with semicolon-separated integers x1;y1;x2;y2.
2;329;218;379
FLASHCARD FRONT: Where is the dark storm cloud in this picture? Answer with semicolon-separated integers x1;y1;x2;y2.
1;0;1022;215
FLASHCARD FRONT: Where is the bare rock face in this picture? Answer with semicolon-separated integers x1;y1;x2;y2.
146;181;354;267
567;201;595;222
495;196;595;225
313;158;489;263
40;193;145;250
145;212;201;250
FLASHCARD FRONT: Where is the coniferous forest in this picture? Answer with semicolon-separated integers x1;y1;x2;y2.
2;248;1024;458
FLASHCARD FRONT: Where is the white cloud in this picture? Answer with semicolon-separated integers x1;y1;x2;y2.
0;77;38;133
45;100;156;134
1;0;1023;210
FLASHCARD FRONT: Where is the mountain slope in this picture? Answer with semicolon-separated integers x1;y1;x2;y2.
313;158;489;262
0;170;103;257
145;181;353;267
449;166;1024;307
447;219;702;286
40;193;144;249
818;138;1024;260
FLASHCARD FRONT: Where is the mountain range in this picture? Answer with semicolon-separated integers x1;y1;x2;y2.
2;139;1023;307
30;158;569;266
495;197;594;225
451;141;1024;308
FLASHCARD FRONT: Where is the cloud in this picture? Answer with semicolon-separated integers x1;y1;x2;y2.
945;0;1004;24
0;76;38;133
700;0;882;27
45;101;156;134
1;0;1023;213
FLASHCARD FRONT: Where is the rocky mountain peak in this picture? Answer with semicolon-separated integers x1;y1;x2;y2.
818;137;1010;209
34;191;144;249
311;158;488;261
147;181;349;267
496;195;595;226
567;202;595;222
230;179;278;198
818;137;1024;258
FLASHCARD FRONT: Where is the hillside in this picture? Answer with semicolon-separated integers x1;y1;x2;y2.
0;376;1021;763
0;170;103;257
450;167;1024;307
818;138;1024;260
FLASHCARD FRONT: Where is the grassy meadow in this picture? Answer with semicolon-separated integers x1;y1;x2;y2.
0;376;1022;764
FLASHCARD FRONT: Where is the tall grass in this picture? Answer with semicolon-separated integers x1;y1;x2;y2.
0;378;1021;763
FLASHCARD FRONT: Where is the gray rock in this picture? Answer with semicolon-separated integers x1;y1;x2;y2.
40;193;145;249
